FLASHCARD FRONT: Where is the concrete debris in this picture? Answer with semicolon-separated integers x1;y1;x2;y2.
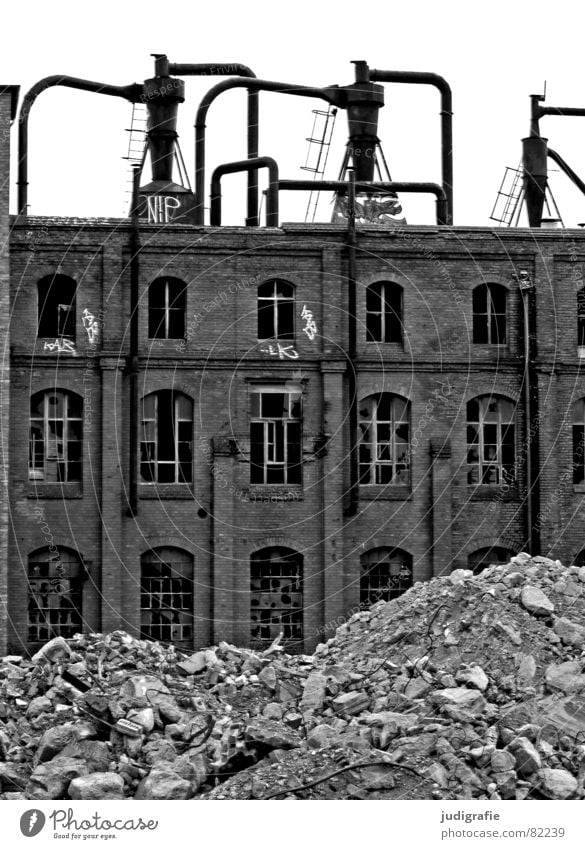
3;555;585;800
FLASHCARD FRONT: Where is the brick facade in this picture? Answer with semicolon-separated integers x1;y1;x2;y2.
5;208;585;654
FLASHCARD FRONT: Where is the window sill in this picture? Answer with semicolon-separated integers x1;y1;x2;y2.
247;486;303;502
573;483;585;493
139;484;194;499
359;485;411;501
27;483;83;499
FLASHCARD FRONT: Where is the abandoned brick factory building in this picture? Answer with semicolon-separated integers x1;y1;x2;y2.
2;57;585;656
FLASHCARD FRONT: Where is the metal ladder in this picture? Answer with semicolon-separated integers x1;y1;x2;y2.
490;163;524;226
123;104;148;214
300;107;337;222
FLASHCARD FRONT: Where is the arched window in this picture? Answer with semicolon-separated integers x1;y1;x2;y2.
251;547;303;647
257;279;294;340
572;398;585;484
148;277;186;339
28;547;83;642
359;393;410;485
140;548;194;646
366;281;403;343
37;274;76;339
467;546;514;575
140;391;193;483
472;283;507;344
29;390;83;482
360;547;413;606
578;289;585;347
467;395;515;485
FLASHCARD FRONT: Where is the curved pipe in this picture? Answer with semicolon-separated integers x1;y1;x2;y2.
277;179;449;225
195;77;337;224
164;60;260;226
369;70;453;224
17;75;143;213
210;157;279;226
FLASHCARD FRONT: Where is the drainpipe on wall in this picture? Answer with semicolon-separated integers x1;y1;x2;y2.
518;270;540;554
127;165;141;517
345;171;359;517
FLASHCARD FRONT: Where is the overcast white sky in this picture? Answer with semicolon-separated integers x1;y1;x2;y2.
4;0;585;226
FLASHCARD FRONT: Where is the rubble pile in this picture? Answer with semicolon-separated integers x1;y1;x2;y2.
2;553;585;800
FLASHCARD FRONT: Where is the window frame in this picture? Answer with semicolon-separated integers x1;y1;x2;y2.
140;390;193;484
572;398;585;486
140;547;194;647
27;547;83;643
472;282;507;345
29;390;83;483
148;277;187;340
360;547;413;606
466;395;516;487
249;385;302;485
365;281;403;344
257;279;295;341
358;393;410;486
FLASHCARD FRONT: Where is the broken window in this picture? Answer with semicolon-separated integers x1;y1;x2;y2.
250;547;303;648
360;548;413;606
250;386;302;484
28;547;83;642
257;279;295;341
358;393;410;485
37;275;76;339
467;546;513;575
573;398;585;484
29;390;82;482
366;281;403;343
467;395;515;485
140;548;194;646
472;283;507;344
578;289;585;347
140;390;193;483
148;277;186;339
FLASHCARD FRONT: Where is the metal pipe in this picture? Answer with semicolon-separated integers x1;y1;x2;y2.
522;135;548;228
277;180;449;225
210;157;279;226
164;59;260;225
17;75;143;213
127;165;142;517
518;275;540;554
547;147;585;198
345;171;358;517
368;69;453;224
194;78;337;224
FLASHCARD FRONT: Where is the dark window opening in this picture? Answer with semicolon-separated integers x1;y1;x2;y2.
250;387;302;485
37;275;76;339
148;278;186;340
573;398;585;484
366;281;403;343
578;289;585;347
28;548;83;642
257;280;294;341
359;393;410;485
473;283;507;345
467;395;515;486
29;390;82;482
140;548;193;646
251;547;303;648
360;548;413;606
467;546;513;575
141;390;192;483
